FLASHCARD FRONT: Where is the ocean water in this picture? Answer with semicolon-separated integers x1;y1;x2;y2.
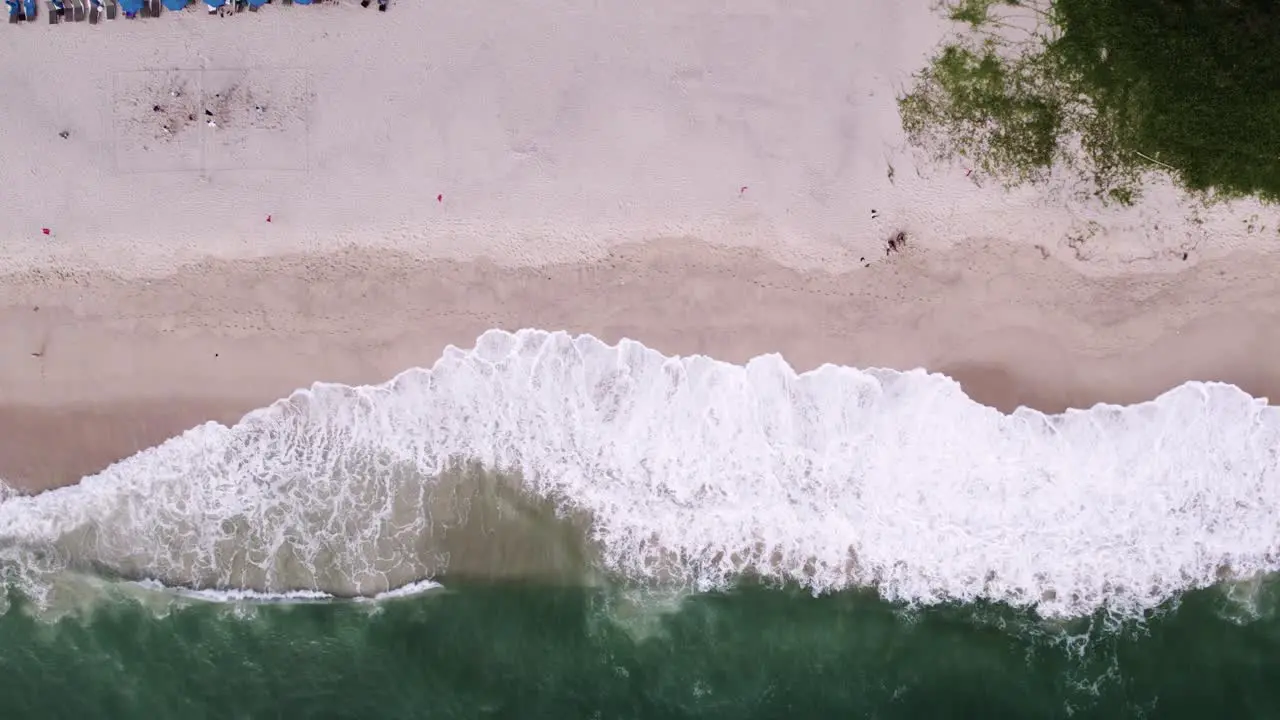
3;328;1280;717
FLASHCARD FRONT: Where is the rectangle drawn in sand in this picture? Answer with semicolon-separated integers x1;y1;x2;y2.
112;68;310;174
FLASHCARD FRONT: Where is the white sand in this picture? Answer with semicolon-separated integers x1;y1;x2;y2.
2;0;1274;276
4;0;1280;491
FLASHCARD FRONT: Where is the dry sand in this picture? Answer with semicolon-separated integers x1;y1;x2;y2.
3;0;1280;492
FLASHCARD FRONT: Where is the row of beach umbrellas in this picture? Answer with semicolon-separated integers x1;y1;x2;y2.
9;0;385;21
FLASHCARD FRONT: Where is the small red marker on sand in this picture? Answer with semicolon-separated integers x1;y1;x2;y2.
739;185;748;196
964;168;972;177
266;214;272;223
41;228;50;236
437;194;443;203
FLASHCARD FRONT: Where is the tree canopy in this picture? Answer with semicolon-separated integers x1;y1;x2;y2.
899;0;1280;203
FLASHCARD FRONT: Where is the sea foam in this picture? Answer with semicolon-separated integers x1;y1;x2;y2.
2;328;1279;619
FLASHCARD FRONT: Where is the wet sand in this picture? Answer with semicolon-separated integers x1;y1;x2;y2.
4;239;1280;492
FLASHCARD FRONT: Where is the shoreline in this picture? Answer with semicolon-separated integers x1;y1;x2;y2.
5;239;1280;493
4;0;1280;498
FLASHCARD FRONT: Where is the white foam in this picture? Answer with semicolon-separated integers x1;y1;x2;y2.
131;579;335;604
366;579;444;602
3;328;1280;619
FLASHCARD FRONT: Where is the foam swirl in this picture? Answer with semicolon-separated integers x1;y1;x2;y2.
2;328;1279;618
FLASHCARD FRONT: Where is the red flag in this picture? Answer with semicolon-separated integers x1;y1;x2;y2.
41;228;50;235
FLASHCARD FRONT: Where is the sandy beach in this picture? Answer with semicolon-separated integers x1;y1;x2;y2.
4;0;1280;493
8;5;1280;713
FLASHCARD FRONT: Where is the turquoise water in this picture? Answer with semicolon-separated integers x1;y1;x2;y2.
2;579;1279;718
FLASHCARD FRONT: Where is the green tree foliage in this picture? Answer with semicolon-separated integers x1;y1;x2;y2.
899;0;1280;203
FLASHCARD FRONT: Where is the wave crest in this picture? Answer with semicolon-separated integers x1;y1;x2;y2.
3;328;1280;618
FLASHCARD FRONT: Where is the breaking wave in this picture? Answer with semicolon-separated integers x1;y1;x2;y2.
2;328;1280;619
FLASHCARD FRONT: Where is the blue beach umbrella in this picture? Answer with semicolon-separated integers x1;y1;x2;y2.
247;0;266;7
294;0;312;4
203;0;223;8
118;0;141;13
161;0;186;10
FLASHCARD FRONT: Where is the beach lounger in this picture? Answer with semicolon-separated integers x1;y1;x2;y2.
148;0;157;13
88;2;98;21
105;0;115;17
46;1;58;21
72;0;84;21
22;0;35;20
